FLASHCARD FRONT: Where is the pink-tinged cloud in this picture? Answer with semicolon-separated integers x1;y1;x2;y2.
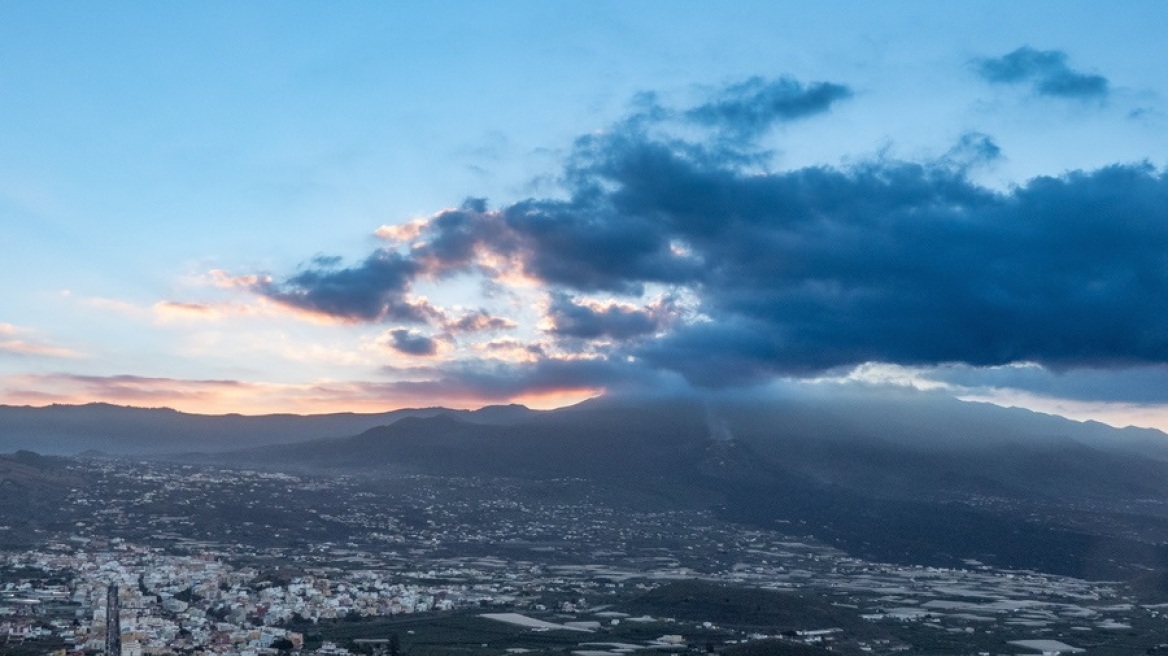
374;218;430;243
150;299;293;324
473;338;548;363
152;301;224;321
0;340;80;359
0;324;80;358
83;297;142;316
2;374;250;409
207;269;271;290
0;358;622;414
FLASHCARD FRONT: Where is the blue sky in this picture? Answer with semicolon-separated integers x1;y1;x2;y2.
3;2;1168;428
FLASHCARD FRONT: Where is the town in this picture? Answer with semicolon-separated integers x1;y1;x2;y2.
3;459;1167;656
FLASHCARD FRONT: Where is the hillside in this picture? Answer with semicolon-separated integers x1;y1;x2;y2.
9;391;1168;579
0;451;83;548
238;403;709;479
218;392;1168;579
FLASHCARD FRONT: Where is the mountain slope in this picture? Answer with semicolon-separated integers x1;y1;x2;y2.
0;451;83;548
221;392;1168;579
235;402;710;479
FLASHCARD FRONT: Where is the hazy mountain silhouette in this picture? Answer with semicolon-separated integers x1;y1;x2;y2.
0;402;538;455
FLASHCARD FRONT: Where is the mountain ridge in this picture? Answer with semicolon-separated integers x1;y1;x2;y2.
0;402;539;455
8;392;1168;579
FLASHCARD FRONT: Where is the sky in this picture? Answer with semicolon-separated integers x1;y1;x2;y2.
3;2;1168;430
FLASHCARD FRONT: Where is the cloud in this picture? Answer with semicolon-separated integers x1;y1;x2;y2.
231;75;1168;399
2;374;248;408
976;46;1109;99
384;329;440;357
944;132;1002;171
374;218;429;243
0;324;80;359
0;365;622;414
0;340;79;358
378;355;670;402
268;251;415;320
546;293;673;340
151;300;269;323
153;301;218;319
809;362;1168;433
242;76;856;320
252;249;439;323
921;363;1168;405
627;160;1168;384
686;76;852;139
443;310;517;334
474;338;547;363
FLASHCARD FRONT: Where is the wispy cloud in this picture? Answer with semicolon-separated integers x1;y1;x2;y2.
0;370;604;414
441;310;517;335
686;76;852;139
0;323;80;359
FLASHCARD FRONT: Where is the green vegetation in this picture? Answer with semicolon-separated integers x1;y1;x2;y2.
623;580;864;632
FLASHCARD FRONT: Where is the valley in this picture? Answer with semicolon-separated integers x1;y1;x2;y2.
5;394;1168;654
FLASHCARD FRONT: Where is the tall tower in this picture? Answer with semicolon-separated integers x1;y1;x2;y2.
105;583;121;656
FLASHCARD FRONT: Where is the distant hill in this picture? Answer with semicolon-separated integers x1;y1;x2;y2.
0;402;538;455
217;391;1168;579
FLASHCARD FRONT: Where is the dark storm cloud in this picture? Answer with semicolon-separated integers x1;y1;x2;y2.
616;159;1168;384
686;76;853;138
977;47;1109;99
513;138;1168;385
254;249;434;323
546;293;669;340
385;329;439;357
251;74;1168;392
633;319;791;387
498;199;695;294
